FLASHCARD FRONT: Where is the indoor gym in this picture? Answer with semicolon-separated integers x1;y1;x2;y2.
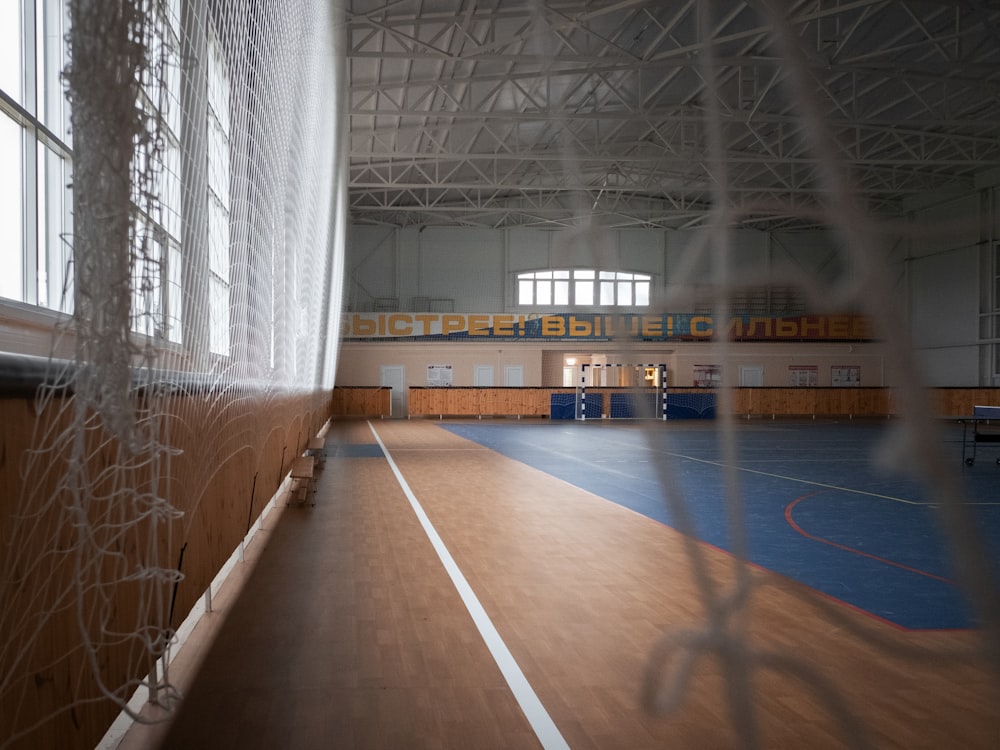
120;415;1000;750
4;1;1000;750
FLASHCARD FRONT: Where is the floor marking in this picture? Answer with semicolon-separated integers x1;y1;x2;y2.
660;451;927;506
785;493;957;585
368;422;570;750
442;424;997;507
392;447;487;452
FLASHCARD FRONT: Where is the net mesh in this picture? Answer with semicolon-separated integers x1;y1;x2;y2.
2;1;1000;748
0;0;344;746
630;3;1000;747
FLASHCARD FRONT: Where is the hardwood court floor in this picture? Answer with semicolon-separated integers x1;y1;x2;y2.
121;418;999;750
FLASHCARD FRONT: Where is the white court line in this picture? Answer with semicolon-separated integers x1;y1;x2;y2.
664;451;1000;508
663;451;937;506
390;447;486;452
367;421;570;750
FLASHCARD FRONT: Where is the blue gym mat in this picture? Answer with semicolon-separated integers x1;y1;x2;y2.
438;420;1000;631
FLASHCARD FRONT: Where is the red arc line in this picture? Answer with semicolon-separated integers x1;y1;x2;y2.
784;492;956;586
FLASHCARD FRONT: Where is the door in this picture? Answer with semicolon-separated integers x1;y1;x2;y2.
740;365;764;387
380;365;406;417
504;365;524;387
474;365;494;386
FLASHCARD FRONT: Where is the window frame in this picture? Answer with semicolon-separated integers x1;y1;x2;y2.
515;268;653;309
0;0;73;314
205;19;231;356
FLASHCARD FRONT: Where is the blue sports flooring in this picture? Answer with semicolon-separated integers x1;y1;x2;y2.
439;419;1000;631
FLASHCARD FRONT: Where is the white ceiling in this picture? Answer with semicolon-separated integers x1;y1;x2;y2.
346;1;1000;232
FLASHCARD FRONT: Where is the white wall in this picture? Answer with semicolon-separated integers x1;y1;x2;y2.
904;191;987;386
337;339;889;392
337;341;543;391
347;226;507;311
347;225;846;313
347;225;397;308
345;195;999;387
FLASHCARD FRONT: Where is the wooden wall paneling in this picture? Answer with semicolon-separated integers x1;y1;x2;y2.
422;388;442;416
435;389;452;416
462;388;481;416
407;387;429;416
746;388;780;416
430;388;447;416
401;387;998;420
518;388;542;416
511;387;536;417
0;392;169;749
748;388;765;416
0;385;335;750
522;388;540;415
503;388;520;415
745;388;763;416
522;388;546;416
331;386;389;416
732;387;751;415
427;387;443;416
441;389;463;415
935;389;961;417
932;388;997;418
930;389;952;416
445;388;461;416
815;388;840;415
419;388;443;416
788;388;819;415
481;388;501;415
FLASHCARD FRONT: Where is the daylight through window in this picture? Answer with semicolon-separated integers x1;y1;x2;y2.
517;269;650;308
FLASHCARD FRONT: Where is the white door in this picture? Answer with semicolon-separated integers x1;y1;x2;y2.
740;365;764;387
474;365;494;386
504;365;524;386
380;365;406;417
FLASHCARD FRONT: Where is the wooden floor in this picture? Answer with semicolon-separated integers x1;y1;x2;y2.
119;419;1000;750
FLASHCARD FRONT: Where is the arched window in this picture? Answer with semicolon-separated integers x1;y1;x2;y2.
517;269;650;308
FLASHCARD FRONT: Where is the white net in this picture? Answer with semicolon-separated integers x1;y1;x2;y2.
342;2;1000;744
575;364;668;419
630;3;1000;747
3;0;1000;748
0;0;344;747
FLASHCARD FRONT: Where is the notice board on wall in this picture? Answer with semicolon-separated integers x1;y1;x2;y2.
788;365;818;386
831;365;860;386
427;364;453;386
693;364;721;388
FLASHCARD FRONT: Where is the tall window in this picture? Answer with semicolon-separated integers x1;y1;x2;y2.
207;24;231;356
0;0;73;310
1;1;185;343
517;269;651;308
992;242;1000;385
131;2;183;343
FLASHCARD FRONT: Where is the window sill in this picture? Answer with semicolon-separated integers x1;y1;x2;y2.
0;299;74;359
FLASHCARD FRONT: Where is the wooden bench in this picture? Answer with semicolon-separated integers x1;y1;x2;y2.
307;437;326;469
288;455;316;505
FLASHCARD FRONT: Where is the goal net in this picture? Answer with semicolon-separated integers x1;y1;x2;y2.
0;1;345;747
576;363;669;420
2;2;999;750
